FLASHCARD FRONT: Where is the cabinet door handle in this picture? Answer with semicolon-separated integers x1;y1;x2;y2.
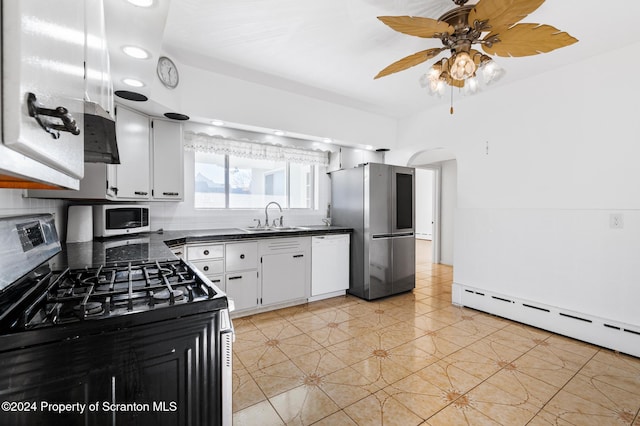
134;191;148;196
203;250;210;256
240;254;245;259
293;254;304;258
27;92;80;139
163;192;179;196
212;279;221;283
109;186;119;195
228;276;242;280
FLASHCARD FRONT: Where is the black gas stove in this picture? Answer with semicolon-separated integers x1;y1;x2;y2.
18;259;220;330
0;214;233;426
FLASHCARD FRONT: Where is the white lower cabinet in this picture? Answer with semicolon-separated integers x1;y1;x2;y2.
184;237;312;314
225;271;259;311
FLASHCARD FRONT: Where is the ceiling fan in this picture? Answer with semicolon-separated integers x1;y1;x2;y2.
374;0;578;99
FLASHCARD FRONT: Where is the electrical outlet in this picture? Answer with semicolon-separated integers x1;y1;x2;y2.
610;213;624;229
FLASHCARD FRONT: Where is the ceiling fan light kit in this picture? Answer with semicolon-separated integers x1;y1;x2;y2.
375;0;578;107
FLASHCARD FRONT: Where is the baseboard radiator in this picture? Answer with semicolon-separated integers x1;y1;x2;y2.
452;282;640;358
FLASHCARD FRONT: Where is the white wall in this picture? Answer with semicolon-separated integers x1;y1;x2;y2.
415;168;433;240
151;62;397;150
0;189;67;236
440;160;457;266
388;41;640;333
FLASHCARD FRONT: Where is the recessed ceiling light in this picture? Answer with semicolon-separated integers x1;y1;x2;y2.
211;120;224;126
273;130;285;136
126;0;154;7
365;145;374;150
122;78;144;87
322;137;332;143
122;45;150;59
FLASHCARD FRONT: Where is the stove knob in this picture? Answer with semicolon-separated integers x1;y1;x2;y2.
203;250;210;256
240;254;245;259
203;266;209;272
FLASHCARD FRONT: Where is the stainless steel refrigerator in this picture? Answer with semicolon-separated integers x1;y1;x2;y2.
330;163;415;300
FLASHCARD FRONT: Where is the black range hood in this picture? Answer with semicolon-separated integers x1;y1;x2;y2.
84;101;120;164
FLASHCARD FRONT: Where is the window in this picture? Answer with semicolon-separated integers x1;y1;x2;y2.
195;152;318;209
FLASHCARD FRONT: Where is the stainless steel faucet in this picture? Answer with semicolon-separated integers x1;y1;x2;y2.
264;201;283;227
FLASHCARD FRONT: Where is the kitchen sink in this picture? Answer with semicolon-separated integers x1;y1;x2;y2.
238;226;310;233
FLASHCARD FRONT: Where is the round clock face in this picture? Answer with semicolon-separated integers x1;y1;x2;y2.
157;56;179;89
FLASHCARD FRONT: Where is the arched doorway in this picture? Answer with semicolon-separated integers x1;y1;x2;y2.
407;149;457;266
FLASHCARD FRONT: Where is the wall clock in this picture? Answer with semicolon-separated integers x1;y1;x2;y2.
157;56;179;89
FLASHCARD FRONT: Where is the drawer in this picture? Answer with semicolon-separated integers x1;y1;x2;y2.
207;274;224;291
190;259;224;276
225;242;258;272
187;244;224;261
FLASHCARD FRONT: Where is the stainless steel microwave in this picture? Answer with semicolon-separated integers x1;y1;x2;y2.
93;205;150;237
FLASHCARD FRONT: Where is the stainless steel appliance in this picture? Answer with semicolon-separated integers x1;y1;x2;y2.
330;163;415;300
93;204;150;237
0;214;233;426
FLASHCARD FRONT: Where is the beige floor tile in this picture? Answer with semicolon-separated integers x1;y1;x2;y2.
320;366;379;408
236;341;290;372
543;389;637;425
387;341;439;373
307;324;352;346
465;338;525;364
350;355;415;389
563;373;640;415
579;357;640;396
326;337;380;366
440;348;501;381
384;372;454;419
485;328;538;353
512;352;577;388
343;389;423;426
278;333;324;359
270;385;340;425
252;359;306;398
416;359;485;395
233;367;267;412
482;369;560;409
412;332;462;359
290;349;348;378
260;321;305;341
311;410;358;426
425;403;502;426
230;240;640;426
233;400;284;426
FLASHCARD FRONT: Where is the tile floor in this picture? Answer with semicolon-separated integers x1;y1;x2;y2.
231;240;640;425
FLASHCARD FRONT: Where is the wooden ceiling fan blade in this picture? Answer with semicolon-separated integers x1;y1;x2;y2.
469;0;545;32
378;16;454;38
374;48;444;79
482;23;578;57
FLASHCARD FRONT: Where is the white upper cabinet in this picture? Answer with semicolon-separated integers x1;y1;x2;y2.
112;105;150;199
1;0;86;183
84;0;113;114
152;119;184;200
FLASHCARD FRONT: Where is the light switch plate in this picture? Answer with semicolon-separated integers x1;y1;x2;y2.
610;213;624;229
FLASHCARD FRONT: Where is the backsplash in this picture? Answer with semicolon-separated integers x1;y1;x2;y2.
0;189;68;236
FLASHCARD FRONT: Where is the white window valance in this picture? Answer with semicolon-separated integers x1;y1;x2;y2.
184;131;329;166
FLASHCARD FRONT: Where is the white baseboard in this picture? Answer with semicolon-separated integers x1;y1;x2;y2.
454;282;640;358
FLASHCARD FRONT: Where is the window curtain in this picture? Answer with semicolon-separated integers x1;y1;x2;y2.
184;131;329;166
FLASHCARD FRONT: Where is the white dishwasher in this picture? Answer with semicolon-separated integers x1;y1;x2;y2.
311;234;350;298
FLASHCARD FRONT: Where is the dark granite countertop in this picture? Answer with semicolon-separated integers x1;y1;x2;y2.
51;226;352;271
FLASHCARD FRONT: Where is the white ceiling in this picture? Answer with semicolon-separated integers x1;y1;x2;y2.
105;0;640;119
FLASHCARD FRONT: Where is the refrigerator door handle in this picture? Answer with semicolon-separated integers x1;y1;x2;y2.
372;234;394;239
392;232;414;237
